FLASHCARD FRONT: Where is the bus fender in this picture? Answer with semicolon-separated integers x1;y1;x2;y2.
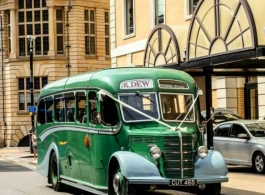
109;151;161;178
194;150;228;176
37;142;60;178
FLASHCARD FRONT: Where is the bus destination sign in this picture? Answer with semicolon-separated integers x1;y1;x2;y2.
120;79;154;90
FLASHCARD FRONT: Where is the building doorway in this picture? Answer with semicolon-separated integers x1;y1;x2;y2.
244;78;258;119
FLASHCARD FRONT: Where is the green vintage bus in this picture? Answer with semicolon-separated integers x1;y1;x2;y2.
36;67;228;195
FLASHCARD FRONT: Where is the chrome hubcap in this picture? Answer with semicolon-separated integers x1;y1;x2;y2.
255;155;264;172
113;173;120;193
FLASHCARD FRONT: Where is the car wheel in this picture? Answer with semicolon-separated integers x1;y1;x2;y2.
253;152;265;174
49;152;63;191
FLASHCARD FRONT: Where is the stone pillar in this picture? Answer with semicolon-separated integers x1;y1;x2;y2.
258;76;265;119
9;9;16;58
48;6;55;56
216;77;237;112
110;0;116;67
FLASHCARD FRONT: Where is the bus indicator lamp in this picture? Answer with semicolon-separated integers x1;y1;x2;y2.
84;135;90;148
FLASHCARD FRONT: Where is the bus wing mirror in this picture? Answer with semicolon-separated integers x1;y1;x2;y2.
93;111;101;125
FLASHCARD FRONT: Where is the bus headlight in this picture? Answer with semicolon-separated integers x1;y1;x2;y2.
197;146;208;159
150;146;162;159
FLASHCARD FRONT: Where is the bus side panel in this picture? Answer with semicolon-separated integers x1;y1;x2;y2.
37;126;69;178
91;129;129;188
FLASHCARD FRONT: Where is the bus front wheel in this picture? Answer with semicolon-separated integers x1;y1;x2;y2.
109;164;135;195
49;152;62;191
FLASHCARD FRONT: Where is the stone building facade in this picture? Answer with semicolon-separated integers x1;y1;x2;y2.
110;0;265;120
0;0;110;147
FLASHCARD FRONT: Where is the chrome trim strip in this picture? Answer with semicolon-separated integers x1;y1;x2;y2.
38;123;122;142
61;179;107;195
60;175;108;191
179;131;183;178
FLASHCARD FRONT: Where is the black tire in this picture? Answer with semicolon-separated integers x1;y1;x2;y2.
252;152;265;174
108;164;135;195
49;152;63;191
191;183;221;195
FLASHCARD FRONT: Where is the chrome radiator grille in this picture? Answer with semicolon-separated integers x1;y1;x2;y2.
163;135;194;178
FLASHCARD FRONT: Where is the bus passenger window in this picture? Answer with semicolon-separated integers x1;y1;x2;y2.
76;92;86;123
88;92;97;123
37;96;53;124
55;94;65;122
100;95;119;126
37;99;46;124
65;92;75;122
45;97;54;123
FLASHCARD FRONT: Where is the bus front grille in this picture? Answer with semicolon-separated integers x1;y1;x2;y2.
163;135;194;178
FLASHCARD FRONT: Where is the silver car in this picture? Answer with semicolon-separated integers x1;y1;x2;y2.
212;120;265;174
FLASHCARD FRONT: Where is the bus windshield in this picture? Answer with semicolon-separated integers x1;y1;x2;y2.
160;93;194;122
119;93;159;122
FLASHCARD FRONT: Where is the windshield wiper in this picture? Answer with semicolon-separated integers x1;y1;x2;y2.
135;91;154;104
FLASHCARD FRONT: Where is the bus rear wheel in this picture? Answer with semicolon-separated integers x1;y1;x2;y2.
49;152;63;191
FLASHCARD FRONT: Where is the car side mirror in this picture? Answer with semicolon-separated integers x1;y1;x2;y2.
237;133;249;139
92;111;101;125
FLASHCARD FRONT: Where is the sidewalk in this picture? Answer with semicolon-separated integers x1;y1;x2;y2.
0;147;37;165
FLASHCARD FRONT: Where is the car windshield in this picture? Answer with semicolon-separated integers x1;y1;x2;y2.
118;93;159;122
160;93;194;122
245;123;265;137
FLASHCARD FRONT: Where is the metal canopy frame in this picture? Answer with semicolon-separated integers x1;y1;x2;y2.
143;0;265;149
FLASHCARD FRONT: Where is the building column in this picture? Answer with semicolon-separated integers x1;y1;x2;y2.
258;76;265;119
9;9;16;58
216;77;238;112
48;6;55;56
110;0;116;67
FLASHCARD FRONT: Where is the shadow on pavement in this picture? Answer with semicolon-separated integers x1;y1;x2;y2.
227;165;255;173
222;187;265;195
0;160;33;172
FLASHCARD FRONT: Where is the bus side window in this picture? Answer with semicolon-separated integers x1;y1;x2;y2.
55;94;65;122
45;96;54;123
76;92;86;123
37;99;46;124
100;95;119;126
65;92;75;122
88;92;97;123
37;96;54;124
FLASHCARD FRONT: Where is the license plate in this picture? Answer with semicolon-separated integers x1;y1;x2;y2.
169;179;197;186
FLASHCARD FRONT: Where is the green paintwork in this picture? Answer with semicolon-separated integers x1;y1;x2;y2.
37;67;201;190
40;67;196;97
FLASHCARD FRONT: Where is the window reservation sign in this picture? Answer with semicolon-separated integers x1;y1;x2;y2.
120;79;154;90
158;80;189;89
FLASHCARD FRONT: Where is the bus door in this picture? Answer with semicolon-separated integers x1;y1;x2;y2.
64;92;82;180
90;93;121;187
76;91;93;184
